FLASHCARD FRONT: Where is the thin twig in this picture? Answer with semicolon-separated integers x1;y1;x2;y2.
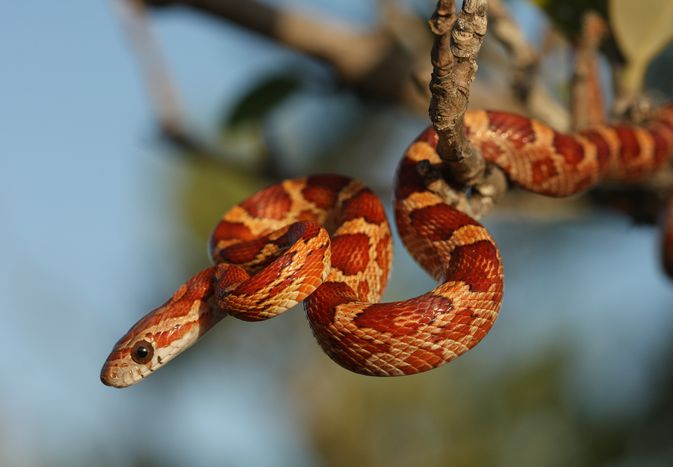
116;0;185;135
487;0;569;130
487;0;536;105
570;11;607;130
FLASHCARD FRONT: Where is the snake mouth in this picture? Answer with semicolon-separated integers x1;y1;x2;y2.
100;361;123;388
100;365;119;388
100;357;142;389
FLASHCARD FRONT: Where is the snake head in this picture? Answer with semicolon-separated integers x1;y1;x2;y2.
100;267;223;388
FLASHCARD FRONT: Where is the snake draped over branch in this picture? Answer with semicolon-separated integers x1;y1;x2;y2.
101;105;673;388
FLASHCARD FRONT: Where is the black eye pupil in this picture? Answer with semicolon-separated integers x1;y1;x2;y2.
131;340;154;364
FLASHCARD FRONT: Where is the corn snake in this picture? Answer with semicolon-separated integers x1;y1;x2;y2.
101;104;673;388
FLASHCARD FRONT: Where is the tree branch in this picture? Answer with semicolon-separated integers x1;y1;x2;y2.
423;0;507;220
115;0;278;175
428;0;487;186
117;0;185;136
142;0;426;112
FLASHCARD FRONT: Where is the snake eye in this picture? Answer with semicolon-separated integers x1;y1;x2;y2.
131;340;154;364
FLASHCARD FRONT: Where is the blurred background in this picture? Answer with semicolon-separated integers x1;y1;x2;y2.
2;0;673;466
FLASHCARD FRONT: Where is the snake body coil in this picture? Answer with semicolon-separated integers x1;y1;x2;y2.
101;106;673;387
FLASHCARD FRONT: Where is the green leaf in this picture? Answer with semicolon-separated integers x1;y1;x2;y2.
609;0;673;96
224;73;302;129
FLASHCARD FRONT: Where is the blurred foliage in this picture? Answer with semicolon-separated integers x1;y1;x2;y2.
295;350;576;467
609;0;673;65
224;73;303;130
180;159;266;243
532;0;673;101
532;0;607;39
291;341;673;467
647;43;673;98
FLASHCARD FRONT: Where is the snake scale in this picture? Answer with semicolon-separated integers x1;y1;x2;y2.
101;105;673;387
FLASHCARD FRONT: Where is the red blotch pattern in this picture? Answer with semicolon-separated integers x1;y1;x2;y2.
447;240;502;295
240;184;292;219
409;204;479;242
530;158;559;185
650;127;670;166
302;175;350;209
306;281;358;325
341;189;387;224
394;157;428;199
478;140;507;162
580;129;611;170
354;294;453;337
553;132;585;165
296;209;319;223
331;233;370;275
615;126;640;163
216;239;268;265
486;111;537;149
210;221;253;251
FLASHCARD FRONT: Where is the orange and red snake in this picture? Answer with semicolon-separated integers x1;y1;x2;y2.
101;104;673;388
